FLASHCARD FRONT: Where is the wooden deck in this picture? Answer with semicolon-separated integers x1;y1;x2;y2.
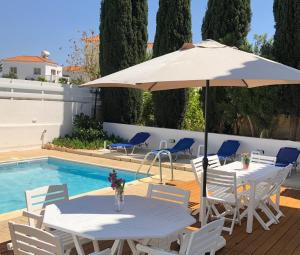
1;180;300;255
172;180;300;255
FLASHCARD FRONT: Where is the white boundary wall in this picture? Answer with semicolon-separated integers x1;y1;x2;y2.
103;122;300;157
0;78;94;151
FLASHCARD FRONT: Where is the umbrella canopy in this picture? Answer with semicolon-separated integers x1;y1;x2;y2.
83;40;300;90
83;39;300;228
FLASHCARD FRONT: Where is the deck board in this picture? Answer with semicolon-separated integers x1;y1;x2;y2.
1;179;299;255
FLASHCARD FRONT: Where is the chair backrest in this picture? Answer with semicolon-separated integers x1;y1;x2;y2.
25;184;69;226
206;169;237;199
275;147;300;167
147;184;190;208
172;138;195;152
191;156;221;186
217;140;240;158
129;132;150;145
264;164;292;199
9;221;64;255
274;164;292;187
181;218;225;255
250;153;276;165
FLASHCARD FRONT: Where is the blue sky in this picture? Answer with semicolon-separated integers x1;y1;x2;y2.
0;0;274;65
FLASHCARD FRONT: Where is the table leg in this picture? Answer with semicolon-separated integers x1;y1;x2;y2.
246;182;255;233
72;234;85;255
93;240;100;252
117;240;124;255
127;240;138;254
111;240;121;255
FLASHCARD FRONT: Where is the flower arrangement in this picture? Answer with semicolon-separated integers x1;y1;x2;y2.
108;169;125;192
241;153;250;169
108;170;125;211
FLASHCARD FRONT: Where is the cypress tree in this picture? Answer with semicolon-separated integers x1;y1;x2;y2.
201;0;251;133
273;0;300;140
152;0;192;129
99;0;147;124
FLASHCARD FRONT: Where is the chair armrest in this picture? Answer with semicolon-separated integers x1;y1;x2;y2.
22;210;43;228
136;244;178;255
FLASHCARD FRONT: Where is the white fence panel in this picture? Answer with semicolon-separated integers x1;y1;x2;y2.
0;78;94;151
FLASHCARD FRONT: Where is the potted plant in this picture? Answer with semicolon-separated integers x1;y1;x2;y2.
241;153;250;169
108;170;125;211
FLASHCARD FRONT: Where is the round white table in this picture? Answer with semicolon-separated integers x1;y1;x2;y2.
43;195;195;255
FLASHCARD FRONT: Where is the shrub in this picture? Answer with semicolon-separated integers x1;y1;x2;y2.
37;76;47;82
59;77;69;84
2;73;17;79
182;89;205;131
52;113;122;149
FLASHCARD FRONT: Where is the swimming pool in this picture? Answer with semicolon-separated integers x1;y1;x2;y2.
0;157;146;214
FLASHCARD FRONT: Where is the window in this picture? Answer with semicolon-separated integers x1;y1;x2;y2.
33;68;41;75
10;67;17;74
51;69;56;75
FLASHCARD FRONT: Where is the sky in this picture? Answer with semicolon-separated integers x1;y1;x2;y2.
0;0;275;65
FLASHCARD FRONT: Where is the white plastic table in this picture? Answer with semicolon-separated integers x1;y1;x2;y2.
215;161;283;233
43;195;195;255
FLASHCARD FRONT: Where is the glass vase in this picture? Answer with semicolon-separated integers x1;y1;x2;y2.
114;189;124;212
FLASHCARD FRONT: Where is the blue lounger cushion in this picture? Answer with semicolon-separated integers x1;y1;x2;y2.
275;147;300;167
152;138;195;155
109;132;150;149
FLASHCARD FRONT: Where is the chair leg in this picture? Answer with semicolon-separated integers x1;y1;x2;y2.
229;208;237;235
268;198;284;221
253;210;270;230
131;146;136;155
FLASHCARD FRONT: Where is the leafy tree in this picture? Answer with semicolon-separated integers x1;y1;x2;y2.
202;0;251;48
182;89;205;131
99;0;147;124
152;0;192;129
253;34;274;60
201;0;251;134
273;0;300;140
141;92;155;126
67;31;100;83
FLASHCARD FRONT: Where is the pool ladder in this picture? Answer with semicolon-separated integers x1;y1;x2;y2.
135;150;174;184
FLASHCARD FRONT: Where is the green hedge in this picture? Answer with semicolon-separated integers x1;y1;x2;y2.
52;113;122;150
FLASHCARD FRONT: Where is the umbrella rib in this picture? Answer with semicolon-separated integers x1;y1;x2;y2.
241;79;249;87
148;82;158;91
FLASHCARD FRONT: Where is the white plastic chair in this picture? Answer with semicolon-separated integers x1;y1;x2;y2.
205;169;242;235
191;156;227;217
241;164;292;229
136;218;225;255
23;184;92;254
139;184;190;250
8;221;110;255
250;153;276;165
147;184;190;208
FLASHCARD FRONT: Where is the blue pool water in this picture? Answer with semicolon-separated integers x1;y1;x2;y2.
0;157;146;214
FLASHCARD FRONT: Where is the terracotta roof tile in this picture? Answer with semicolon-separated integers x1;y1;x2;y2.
63;65;84;72
82;35;100;42
147;42;153;49
3;56;57;64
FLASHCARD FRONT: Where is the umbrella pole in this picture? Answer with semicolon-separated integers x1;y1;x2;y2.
200;80;209;226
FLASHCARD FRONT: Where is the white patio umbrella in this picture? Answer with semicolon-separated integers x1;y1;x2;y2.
82;39;300;224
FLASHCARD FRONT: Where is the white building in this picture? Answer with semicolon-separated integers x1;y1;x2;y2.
62;65;88;84
1;51;63;83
